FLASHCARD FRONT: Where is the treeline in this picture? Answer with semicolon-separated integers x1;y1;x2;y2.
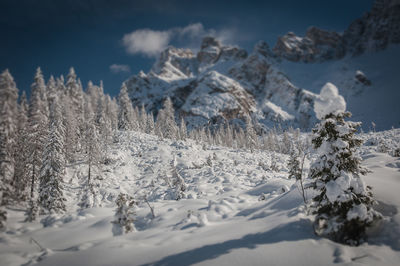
0;67;122;226
0;67;310;228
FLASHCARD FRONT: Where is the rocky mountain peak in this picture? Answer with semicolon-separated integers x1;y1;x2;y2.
273;27;345;63
197;36;248;65
151;46;198;80
344;0;400;55
197;36;222;64
123;0;399;130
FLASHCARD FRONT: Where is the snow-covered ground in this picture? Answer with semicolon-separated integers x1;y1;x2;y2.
1;129;399;266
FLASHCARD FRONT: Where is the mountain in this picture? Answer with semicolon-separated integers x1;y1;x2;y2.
125;0;400;130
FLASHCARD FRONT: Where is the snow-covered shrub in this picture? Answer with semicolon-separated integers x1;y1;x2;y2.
309;111;381;245
169;157;187;200
112;193;136;235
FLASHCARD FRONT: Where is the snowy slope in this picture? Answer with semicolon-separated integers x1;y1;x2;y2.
1;129;399;266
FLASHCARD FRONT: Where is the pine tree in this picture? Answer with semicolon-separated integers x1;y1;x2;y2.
13;91;30;201
118;83;134;130
146;112;155;135
66;67;84;153
112;193;136;235
245;115;258;152
105;95;119;131
140;104;148;133
28;69;50;199
179;117;187;140
287;149;302;180
0;69;19;229
309;111;381;245
80;96;102;209
155;98;178;140
38;80;66;214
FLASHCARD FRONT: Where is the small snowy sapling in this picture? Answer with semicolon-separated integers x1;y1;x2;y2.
112;193;136;235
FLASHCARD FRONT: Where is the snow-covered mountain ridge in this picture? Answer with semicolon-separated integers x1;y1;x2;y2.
125;0;400;130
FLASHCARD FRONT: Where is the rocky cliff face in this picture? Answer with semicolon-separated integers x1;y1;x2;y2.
125;36;318;130
273;0;400;62
124;0;399;130
273;27;345;63
344;0;400;55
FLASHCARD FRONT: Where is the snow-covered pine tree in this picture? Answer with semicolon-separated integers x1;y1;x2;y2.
139;104;148;133
0;69;19;228
309;111;381;245
33;67;49;120
155;97;178;140
118;83;135;131
105;95;119;131
245;115;258;152
112;193;136;235
66;67;84;153
146;112;155;135
225;123;234;148
287;148;302;180
132;106;140;131
13;91;31;201
179;117;187;140
28;69;50;199
80;96;102;209
38;79;66;214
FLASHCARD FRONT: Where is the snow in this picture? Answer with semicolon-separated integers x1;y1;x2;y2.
314;82;346;120
1;129;400;265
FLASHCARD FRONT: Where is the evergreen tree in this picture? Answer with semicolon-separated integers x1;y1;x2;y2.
146;112;155;135
80;96;102;208
179;117;187;140
38;81;66;214
66;67;84;153
309;111;381;245
245;115;258;152
112;193;136;235
155;97;178;140
105;95;119;131
0;69;19;229
28;70;49;200
140;104;148;133
118;83;134;130
287;149;302;180
13;91;30;201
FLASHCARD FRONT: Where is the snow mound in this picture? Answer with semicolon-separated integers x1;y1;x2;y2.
314;82;346;120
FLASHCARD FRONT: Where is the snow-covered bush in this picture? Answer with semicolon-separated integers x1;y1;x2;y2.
169;156;187;200
112;193;136;235
309;111;381;245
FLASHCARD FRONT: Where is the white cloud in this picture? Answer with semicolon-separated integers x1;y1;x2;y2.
109;64;131;74
122;29;171;57
122;23;236;57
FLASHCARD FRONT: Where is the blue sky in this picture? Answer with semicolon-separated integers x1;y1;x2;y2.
0;0;374;97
